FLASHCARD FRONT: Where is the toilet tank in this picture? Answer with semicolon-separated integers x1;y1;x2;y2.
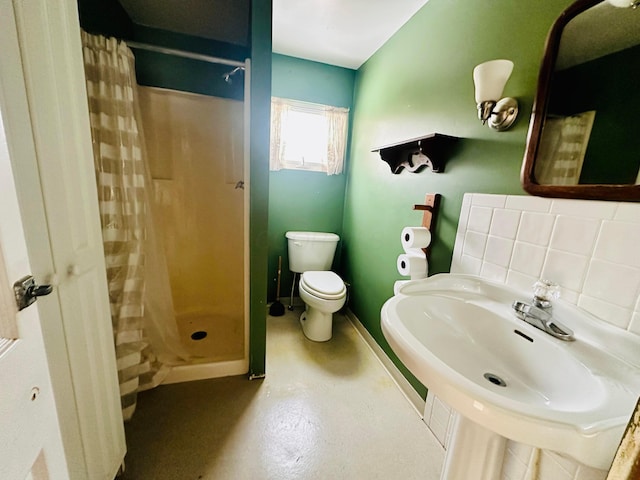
285;231;339;273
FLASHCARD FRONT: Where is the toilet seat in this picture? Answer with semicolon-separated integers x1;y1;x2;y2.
300;271;346;300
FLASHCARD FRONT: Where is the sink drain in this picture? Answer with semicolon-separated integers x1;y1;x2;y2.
484;373;507;387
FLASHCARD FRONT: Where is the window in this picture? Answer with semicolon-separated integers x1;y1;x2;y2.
270;97;349;175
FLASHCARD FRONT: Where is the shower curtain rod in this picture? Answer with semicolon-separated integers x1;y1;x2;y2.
126;40;245;68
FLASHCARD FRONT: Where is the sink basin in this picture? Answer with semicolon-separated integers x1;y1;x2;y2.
381;274;640;470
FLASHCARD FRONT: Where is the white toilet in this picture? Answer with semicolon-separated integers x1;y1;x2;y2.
286;231;347;342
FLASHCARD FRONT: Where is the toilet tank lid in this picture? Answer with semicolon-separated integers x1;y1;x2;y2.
285;231;340;242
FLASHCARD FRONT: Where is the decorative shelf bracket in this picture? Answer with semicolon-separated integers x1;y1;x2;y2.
373;133;458;174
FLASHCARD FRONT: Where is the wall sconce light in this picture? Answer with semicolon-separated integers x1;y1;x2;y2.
473;59;519;131
607;0;640;8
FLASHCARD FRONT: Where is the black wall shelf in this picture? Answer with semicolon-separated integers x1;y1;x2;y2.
372;133;458;174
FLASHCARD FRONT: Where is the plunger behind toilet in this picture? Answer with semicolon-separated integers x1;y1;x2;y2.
269;256;285;316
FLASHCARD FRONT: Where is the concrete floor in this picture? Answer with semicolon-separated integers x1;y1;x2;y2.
122;309;444;479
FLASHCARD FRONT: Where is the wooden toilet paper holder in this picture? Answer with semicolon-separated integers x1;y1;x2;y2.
412;193;440;257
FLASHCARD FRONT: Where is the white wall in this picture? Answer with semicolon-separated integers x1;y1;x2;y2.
424;193;640;480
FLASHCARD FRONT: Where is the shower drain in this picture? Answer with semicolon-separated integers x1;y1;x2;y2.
483;373;507;387
191;330;208;341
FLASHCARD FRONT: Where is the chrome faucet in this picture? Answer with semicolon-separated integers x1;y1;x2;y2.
512;280;575;341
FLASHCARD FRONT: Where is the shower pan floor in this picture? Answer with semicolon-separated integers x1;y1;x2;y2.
175;313;244;362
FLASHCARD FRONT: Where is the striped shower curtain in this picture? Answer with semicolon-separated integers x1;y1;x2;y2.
81;31;164;420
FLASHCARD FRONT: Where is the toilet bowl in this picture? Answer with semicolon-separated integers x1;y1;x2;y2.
285;231;349;342
298;271;346;342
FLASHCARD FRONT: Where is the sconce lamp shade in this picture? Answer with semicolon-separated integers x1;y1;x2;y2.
472;59;519;131
473;59;514;103
607;0;637;7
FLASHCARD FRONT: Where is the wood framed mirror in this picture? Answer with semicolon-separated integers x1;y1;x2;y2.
521;0;640;201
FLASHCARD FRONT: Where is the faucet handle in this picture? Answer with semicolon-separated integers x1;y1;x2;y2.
532;279;559;309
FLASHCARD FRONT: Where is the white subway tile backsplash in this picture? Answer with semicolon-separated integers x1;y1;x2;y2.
508;441;535;464
574;466;607;480
614;203;640;222
550;199;617;219
423;392;434;422
456;254;482;275
462;230;487;258
428;417;449;448
454;195;473;258
550;216;600;256
578;295;631;329
559;288;580;305
429;397;452;447
501;459;526;480
505;195;552;212
501;444;529;480
490;209;521;239
545;452;579;476
538;451;575;480
506;270;539;294
468;206;493;233
451;194;640;480
628;311;640;336
485;236;514;267
542;249;589;292
583;260;640;309
480;262;507;283
511;242;546;277
517;212;555;246
444;419;454;451
458;194;472;227
594;221;640;267
423;392;453;448
501;446;606;480
432;396;452;425
472;193;507;208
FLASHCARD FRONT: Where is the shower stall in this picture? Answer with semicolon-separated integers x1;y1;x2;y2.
81;33;251;417
139;83;250;383
133;45;251;384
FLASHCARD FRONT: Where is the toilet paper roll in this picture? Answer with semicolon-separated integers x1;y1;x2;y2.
393;280;410;295
396;253;428;280
401;226;431;253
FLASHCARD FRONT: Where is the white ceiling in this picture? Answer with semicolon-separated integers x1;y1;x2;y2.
272;0;429;69
117;0;430;69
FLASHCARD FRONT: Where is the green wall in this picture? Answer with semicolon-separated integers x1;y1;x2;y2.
268;54;355;301
78;0;249;101
131;25;248;101
248;0;272;377
342;0;574;396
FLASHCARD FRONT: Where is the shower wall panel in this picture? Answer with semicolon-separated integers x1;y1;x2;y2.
138;87;244;362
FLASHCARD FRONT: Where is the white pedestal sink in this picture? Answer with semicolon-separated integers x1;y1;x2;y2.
381;274;640;474
441;413;507;480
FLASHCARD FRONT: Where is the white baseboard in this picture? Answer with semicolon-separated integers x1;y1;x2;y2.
344;308;425;417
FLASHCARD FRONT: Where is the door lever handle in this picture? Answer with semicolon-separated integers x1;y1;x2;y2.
235;181;244;190
13;275;53;311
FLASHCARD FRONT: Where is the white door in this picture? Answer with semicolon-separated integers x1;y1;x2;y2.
0;112;69;479
0;0;126;478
